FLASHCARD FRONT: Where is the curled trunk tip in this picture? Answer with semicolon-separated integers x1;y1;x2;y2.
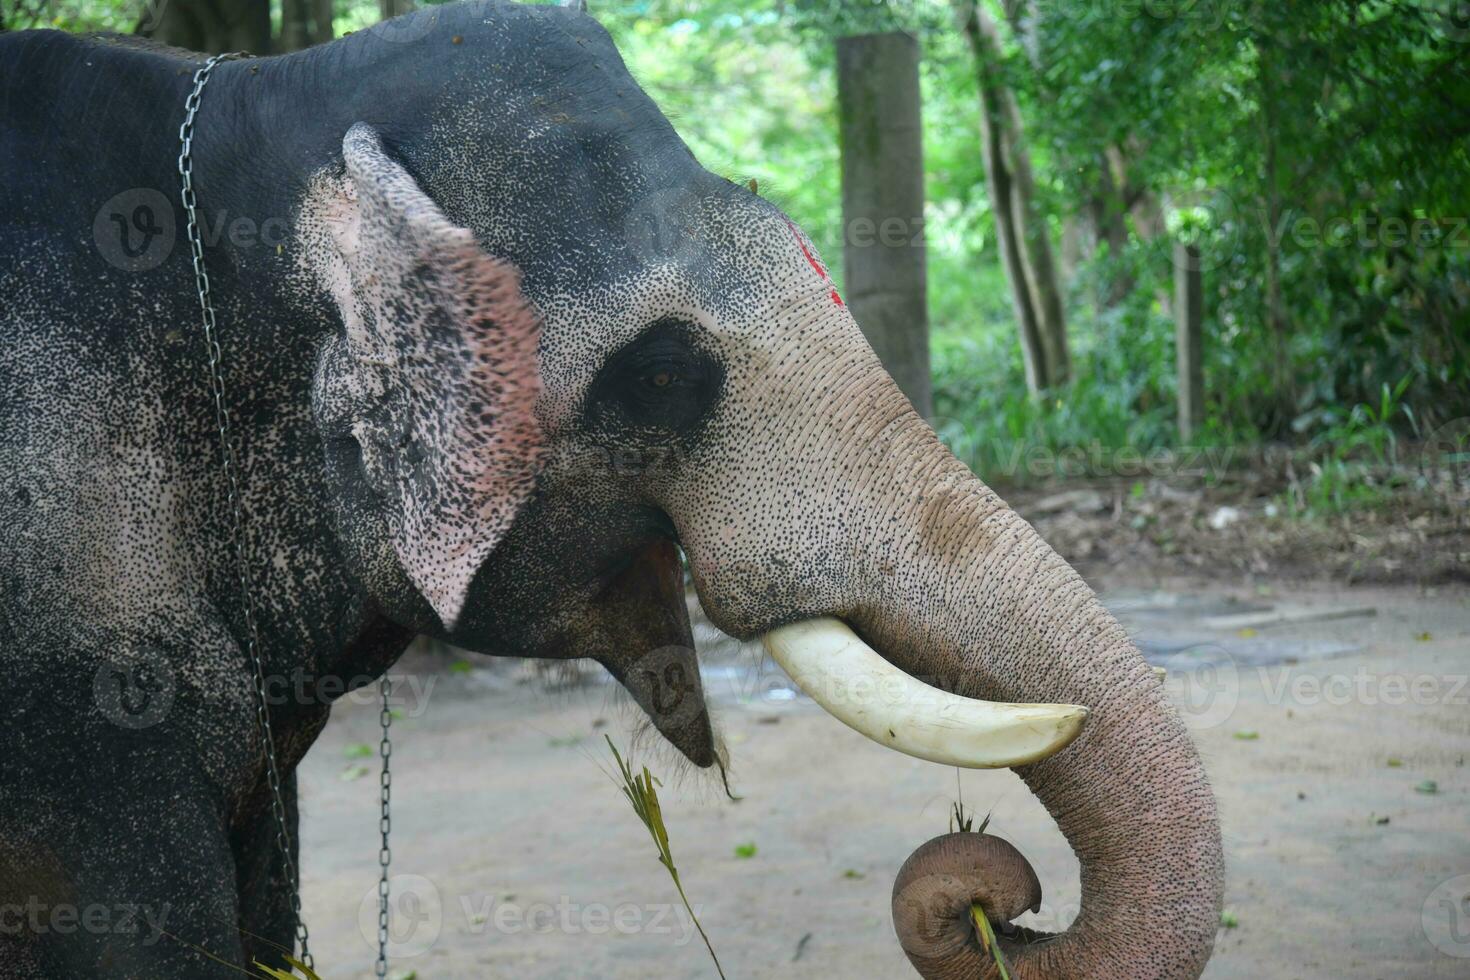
892;832;1041;976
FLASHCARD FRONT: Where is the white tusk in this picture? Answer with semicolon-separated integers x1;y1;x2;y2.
761;618;1088;769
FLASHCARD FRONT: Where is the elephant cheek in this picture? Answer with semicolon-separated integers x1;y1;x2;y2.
574;539;717;769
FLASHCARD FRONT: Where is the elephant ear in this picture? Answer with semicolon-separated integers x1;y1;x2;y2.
304;123;543;628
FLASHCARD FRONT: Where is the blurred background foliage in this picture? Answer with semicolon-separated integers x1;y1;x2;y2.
6;0;1468;494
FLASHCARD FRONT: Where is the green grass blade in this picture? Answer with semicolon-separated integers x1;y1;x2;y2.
604;735;726;980
970;904;1012;980
282;956;323;980
250;955;322;980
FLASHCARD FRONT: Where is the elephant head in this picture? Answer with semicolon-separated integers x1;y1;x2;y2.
294;4;1223;975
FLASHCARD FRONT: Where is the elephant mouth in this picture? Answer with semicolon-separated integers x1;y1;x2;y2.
536;534;1087;773
760;618;1088;769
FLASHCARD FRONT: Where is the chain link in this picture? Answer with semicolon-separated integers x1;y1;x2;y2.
376;677;394;977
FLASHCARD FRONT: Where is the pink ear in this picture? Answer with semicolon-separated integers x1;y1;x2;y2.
309;124;543;628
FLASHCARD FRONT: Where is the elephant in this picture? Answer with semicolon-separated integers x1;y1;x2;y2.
0;2;1223;977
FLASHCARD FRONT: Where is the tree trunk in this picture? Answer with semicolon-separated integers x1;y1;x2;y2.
836;32;933;419
1105;142;1174;316
1088;149;1132;308
1007;0;1086;335
958;2;1069;394
143;0;271;55
1004;91;1070;386
960;6;1043;394
1059;212;1087;284
994;4;1070;385
313;0;335;44
279;0;332;51
1175;242;1204;440
381;0;416;20
1257;34;1292;432
280;0;311;52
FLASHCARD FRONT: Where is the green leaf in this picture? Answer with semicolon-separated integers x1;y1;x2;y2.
1232;730;1259;741
344;743;374;759
1220;910;1239;929
734;842;757;859
1415;780;1439;794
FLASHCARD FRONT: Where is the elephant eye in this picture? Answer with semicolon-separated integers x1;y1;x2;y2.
584;319;724;439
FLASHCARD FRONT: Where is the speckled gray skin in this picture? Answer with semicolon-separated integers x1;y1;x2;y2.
0;3;1222;977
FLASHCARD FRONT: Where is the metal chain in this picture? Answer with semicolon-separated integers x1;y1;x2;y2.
178;52;318;973
180;52;398;979
376;677;394;978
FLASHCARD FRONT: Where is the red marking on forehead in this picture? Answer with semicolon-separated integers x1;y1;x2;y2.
782;216;844;307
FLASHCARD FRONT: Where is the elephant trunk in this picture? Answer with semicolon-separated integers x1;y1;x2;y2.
676;331;1221;975
843;420;1223;978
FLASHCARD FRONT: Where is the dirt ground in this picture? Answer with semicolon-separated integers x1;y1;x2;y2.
297;574;1470;979
1001;463;1470;588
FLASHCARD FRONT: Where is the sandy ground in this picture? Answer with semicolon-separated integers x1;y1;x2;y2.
298;580;1470;979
